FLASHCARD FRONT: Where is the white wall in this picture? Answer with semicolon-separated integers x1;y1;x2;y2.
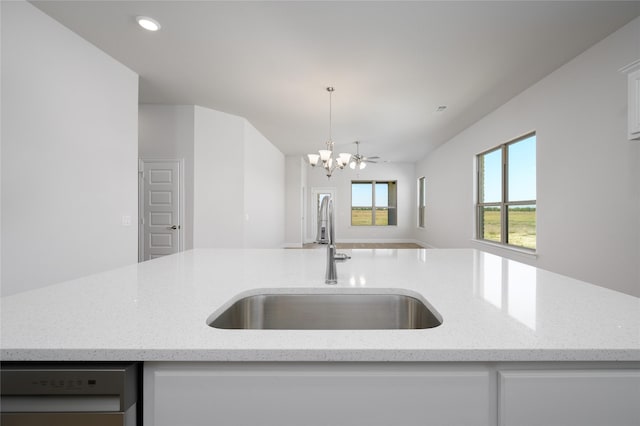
306;162;416;243
139;105;195;250
193;106;245;248
415;17;640;297
1;1;139;296
140;105;285;249
243;121;285;248
284;156;307;247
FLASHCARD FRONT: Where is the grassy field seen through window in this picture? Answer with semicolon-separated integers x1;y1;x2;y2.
482;209;536;249
352;208;388;226
352;207;535;248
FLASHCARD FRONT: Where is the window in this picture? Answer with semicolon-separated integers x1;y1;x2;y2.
417;177;426;228
477;133;536;250
351;181;397;226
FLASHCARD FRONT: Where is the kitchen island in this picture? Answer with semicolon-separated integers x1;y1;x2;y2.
2;248;639;425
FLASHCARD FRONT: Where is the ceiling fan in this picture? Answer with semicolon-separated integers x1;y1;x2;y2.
349;141;380;170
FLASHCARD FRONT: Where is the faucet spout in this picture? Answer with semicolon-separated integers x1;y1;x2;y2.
319;197;349;284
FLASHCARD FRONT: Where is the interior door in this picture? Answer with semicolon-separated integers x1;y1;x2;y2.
140;160;182;261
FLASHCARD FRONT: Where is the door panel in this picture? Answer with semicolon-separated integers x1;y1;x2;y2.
145;363;491;426
499;370;640;426
149;191;172;205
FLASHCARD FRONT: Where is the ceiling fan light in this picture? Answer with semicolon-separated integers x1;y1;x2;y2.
359;162;367;170
307;154;320;167
349;161;356;170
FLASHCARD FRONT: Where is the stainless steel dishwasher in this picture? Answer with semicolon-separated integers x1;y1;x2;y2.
1;362;140;426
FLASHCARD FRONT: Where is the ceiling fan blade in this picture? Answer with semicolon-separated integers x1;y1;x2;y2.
366;160;378;163
366;156;381;160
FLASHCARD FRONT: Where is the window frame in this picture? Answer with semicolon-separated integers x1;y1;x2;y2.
351;180;398;226
476;132;536;251
417;176;426;228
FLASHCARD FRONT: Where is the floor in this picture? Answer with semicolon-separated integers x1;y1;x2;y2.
300;243;423;249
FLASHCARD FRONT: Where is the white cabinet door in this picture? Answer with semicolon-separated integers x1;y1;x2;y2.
629;68;640;139
145;363;491;426
499;370;640;426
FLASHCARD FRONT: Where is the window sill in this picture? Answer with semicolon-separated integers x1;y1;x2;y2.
471;239;538;259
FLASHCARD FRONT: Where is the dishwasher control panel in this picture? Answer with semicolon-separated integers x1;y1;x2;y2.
1;362;139;425
2;368;125;395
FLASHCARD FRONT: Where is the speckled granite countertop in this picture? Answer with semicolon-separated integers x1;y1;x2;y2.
2;249;638;362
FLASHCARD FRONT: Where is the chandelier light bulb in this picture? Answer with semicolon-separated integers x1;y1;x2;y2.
318;149;332;162
336;153;351;168
339;153;352;165
307;154;320;167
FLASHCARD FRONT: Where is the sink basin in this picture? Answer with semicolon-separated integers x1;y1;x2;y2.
207;291;442;330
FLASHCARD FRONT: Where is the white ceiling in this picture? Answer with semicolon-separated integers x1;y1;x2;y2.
30;1;640;162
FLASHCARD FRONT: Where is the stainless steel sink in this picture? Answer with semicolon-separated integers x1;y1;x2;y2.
207;292;442;330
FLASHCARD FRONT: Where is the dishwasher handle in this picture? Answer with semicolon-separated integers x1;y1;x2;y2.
2;412;126;426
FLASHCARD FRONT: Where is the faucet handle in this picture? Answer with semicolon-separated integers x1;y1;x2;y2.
334;252;351;262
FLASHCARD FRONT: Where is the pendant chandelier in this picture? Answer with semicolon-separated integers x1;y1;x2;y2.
307;87;352;178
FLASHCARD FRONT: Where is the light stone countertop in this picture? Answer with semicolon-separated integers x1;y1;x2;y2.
1;248;639;362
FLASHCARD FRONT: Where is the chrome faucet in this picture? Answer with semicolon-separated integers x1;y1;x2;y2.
317;197;350;284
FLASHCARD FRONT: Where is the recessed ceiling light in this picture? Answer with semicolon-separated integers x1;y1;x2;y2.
136;16;161;32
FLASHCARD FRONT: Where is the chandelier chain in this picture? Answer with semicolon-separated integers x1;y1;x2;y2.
327;87;333;145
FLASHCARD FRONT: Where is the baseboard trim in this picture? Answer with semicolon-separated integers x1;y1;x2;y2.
283;242;304;248
301;238;437;248
335;238;423;244
413;239;437;249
